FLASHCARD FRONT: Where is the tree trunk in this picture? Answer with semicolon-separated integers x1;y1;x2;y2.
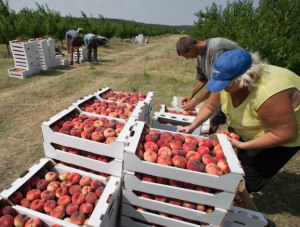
6;43;11;57
61;40;64;49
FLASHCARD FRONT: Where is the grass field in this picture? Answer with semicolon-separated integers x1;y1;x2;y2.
0;34;299;227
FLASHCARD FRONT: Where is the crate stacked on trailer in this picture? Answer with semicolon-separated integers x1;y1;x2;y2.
121;120;247;226
152;104;210;136
0;158;121;227
8;40;42;79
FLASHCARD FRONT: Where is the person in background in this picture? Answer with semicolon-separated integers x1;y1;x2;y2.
178;49;300;193
65;28;84;65
176;36;244;133
84;33;108;62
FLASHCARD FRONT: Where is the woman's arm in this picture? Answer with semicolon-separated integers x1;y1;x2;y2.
229;89;298;150
178;92;220;133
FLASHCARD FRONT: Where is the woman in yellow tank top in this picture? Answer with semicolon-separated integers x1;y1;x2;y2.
179;49;300;192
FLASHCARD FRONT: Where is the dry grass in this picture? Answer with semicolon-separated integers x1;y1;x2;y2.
0;34;299;226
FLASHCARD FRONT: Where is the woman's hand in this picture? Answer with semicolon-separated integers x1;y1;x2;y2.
227;137;244;150
177;125;194;134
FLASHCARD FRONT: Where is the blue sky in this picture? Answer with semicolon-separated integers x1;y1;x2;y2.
7;0;259;26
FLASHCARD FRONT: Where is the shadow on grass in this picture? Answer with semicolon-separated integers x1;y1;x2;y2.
35;66;74;77
251;171;300;218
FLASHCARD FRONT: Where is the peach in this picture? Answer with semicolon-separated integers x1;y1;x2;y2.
198;138;213;149
85;192;98;204
173;133;185;143
81;131;92;139
55;187;69;198
154;195;167;202
172;155;187;168
186;151;202;161
68;173;81;184
169;179;183;187
41;190;55;200
26;189;41;201
187;160;204;172
50;206;65;219
145;134;158;143
90;179;104;190
70;211;86;225
83;123;95;132
103;128;116;137
24;217;42;227
45;172;58;182
82;186;93;195
91;131;105;142
69;184;82;195
66;203;79;216
202;154;218;165
44;200;57;213
172;147;187;157
58;127;70;135
156;139;169;148
156;177;169;185
183;142;197;152
1;206;17;216
183;201;197;209
206;206;214;213
70;128;82;137
95;186;105;198
28;175;40;187
168;198;182;206
142;174;156;183
169;140;183;149
140;192;153;199
20;198;31;208
195;186;212;193
157;156;173;166
14;214;30;227
143;150;158;163
72;193;86;205
197;146;210;156
93;120;104;128
160;132;173;142
144;142;158;153
80;203;94;214
47;181;60;192
157;147;172;157
63;121;74;130
0;214;14;227
183;182;196;190
9;191;23;204
185;135;198;145
149;129;161;138
60;181;73;188
205;163;223;176
57;195;72;207
105;136;117;144
79;176;92;187
36;179;49;191
30;199;44;212
196;204;206;211
229;132;240;140
217;160;230;174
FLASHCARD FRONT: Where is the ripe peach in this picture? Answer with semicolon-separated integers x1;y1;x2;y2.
156;139;169;148
41;190;55;200
57;195;72;207
148;129;161;138
205;163;223;176
183;142;197;152
55;187;69;198
72;193;86;205
66;203;79;216
157;155;173;166
172;147;187;157
47;181;60;192
85;192;98;204
143;150;158;163
14;214;30;227
68;173;81;184
183;201;197;209
81;131;92;139
185;135;198;145
173;133;185;143
36;179;49;191
160;132;173;142
140;192;153;199
26;189;41;201
70;211;86;225
83;123;95;133
168;198;182;206
156;177;169;185
186;151;202;161
202;154;218;165
28;175;40;188
58;127;70;135
63;121;74;130
70;128;82;137
45;172;58;182
157;147;172;157
60;181;73;188
95;186;105;198
91;131;105;142
50;206;65;219
93;120;104;128
172;155;187;168
169;179;183;187
187;160;204;172
198;138;213;149
0;214;14;227
90;179;104;190
79;203;94;214
20;198;31;208
82;186;93;195
195;186;212;193
169;140;183;149
144;142;158;153
103;128;116;137
183;182;196;190
79;176;92;187
30;199;45;212
142;174;156;183
154;195;167;202
44;200;57;213
197;146;210;156
9;191;23;204
69;184;82;195
217;160;230;174
145;134;158;143
105;136;117;144
1;206;17;216
196;204;206;211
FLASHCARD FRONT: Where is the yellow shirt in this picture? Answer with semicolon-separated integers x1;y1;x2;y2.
221;65;300;147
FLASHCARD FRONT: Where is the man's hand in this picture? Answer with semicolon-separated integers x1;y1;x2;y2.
182;100;196;111
177;125;194;134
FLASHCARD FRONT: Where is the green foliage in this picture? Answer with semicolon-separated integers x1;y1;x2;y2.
188;0;300;74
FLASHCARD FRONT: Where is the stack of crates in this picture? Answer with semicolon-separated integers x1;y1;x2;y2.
8;40;42;79
73;47;88;63
121;120;246;226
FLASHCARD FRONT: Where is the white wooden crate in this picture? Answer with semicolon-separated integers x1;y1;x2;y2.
41;105;137;160
124;121;244;193
43;142;123;177
8;67;33;79
0;158;121;227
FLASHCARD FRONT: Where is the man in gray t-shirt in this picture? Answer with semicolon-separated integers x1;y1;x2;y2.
176;36;243;133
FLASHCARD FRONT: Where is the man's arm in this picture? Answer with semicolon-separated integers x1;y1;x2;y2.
182;89;211;110
182;81;206;104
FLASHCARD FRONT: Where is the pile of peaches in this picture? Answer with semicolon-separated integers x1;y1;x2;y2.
8;169;107;226
100;90;147;105
51;113;125;145
136;128;240;176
